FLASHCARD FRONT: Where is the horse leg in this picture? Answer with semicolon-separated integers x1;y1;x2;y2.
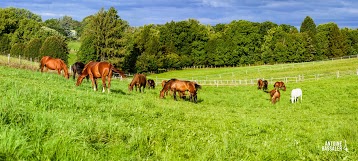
107;76;111;93
102;77;106;93
173;90;177;101
73;70;76;80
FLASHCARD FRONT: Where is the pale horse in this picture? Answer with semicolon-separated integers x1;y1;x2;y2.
291;88;302;103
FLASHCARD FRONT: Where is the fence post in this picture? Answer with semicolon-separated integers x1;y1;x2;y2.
8;54;10;64
336;71;340;78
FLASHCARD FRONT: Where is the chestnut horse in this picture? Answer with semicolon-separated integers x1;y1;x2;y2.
147;79;155;89
274;81;286;91
269;89;280;104
257;79;263;90
76;61;126;93
160;79;201;103
71;62;86;80
258;79;268;91
128;74;147;92
40;56;69;79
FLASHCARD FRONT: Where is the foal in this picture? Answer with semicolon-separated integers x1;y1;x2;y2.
270;89;281;104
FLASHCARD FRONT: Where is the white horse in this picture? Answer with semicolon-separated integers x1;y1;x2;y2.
291;88;302;103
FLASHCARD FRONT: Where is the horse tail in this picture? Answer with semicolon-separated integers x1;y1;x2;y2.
111;65;126;78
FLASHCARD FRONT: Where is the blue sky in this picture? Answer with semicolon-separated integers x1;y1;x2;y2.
2;0;358;28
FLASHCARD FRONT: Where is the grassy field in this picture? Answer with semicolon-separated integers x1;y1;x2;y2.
151;58;358;81
67;40;81;65
0;61;357;160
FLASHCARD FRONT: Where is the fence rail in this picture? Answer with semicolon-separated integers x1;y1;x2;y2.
153;69;358;87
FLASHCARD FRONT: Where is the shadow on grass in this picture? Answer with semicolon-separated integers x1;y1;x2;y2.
111;89;127;95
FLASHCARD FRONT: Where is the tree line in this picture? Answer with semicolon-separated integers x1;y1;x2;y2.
1;7;358;73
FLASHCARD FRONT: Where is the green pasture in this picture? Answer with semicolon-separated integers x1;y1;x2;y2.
67;40;81;65
0;64;357;160
151;58;358;81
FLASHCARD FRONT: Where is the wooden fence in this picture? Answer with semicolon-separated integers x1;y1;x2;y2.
152;69;358;87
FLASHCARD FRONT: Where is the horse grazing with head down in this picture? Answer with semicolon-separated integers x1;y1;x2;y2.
147;79;155;89
291;88;302;103
263;80;268;91
269;89;281;104
40;56;69;79
71;62;88;80
274;81;286;91
257;79;264;90
76;61;126;93
129;74;147;92
160;79;201;103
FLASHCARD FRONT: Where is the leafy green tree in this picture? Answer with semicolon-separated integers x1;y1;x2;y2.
40;36;69;63
35;26;65;40
300;16;316;37
43;19;66;36
10;43;25;57
316;23;347;58
10;18;41;45
81;7;129;62
0;34;11;54
77;34;97;63
24;38;42;59
341;28;358;55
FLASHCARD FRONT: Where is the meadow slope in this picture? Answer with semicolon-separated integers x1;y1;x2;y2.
0;63;357;160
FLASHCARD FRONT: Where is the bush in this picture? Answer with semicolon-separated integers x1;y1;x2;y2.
40;36;69;63
10;43;25;57
24;38;42;59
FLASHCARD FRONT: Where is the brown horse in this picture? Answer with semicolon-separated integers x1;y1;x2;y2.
40;56;69;79
129;74;147;92
147;79;155;89
274;81;286;91
71;62;87;80
263;80;268;91
270;89;280;104
160;79;201;103
257;79;263;90
161;79;185;97
76;61;126;93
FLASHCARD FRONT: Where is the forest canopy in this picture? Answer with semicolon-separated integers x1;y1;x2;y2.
1;7;358;73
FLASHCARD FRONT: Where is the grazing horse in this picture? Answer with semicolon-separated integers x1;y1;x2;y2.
291;88;302;103
263;80;268;91
274;81;286;91
160;79;201;103
257;79;264;90
76;61;126;93
270;89;280;104
147;79;155;89
71;62;87;80
128;74;147;92
40;56;69;79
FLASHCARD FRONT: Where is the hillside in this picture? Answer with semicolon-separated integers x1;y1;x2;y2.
0;64;357;160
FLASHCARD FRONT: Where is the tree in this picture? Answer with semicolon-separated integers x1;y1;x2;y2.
10;43;25;57
24;38;42;59
0;34;11;54
316;23;347;58
81;7;129;62
300;16;316;37
77;34;97;63
40;36;69;63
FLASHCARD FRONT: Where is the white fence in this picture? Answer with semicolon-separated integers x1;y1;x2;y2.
152;69;358;87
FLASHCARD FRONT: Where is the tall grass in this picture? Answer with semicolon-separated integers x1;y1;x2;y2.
0;65;357;160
